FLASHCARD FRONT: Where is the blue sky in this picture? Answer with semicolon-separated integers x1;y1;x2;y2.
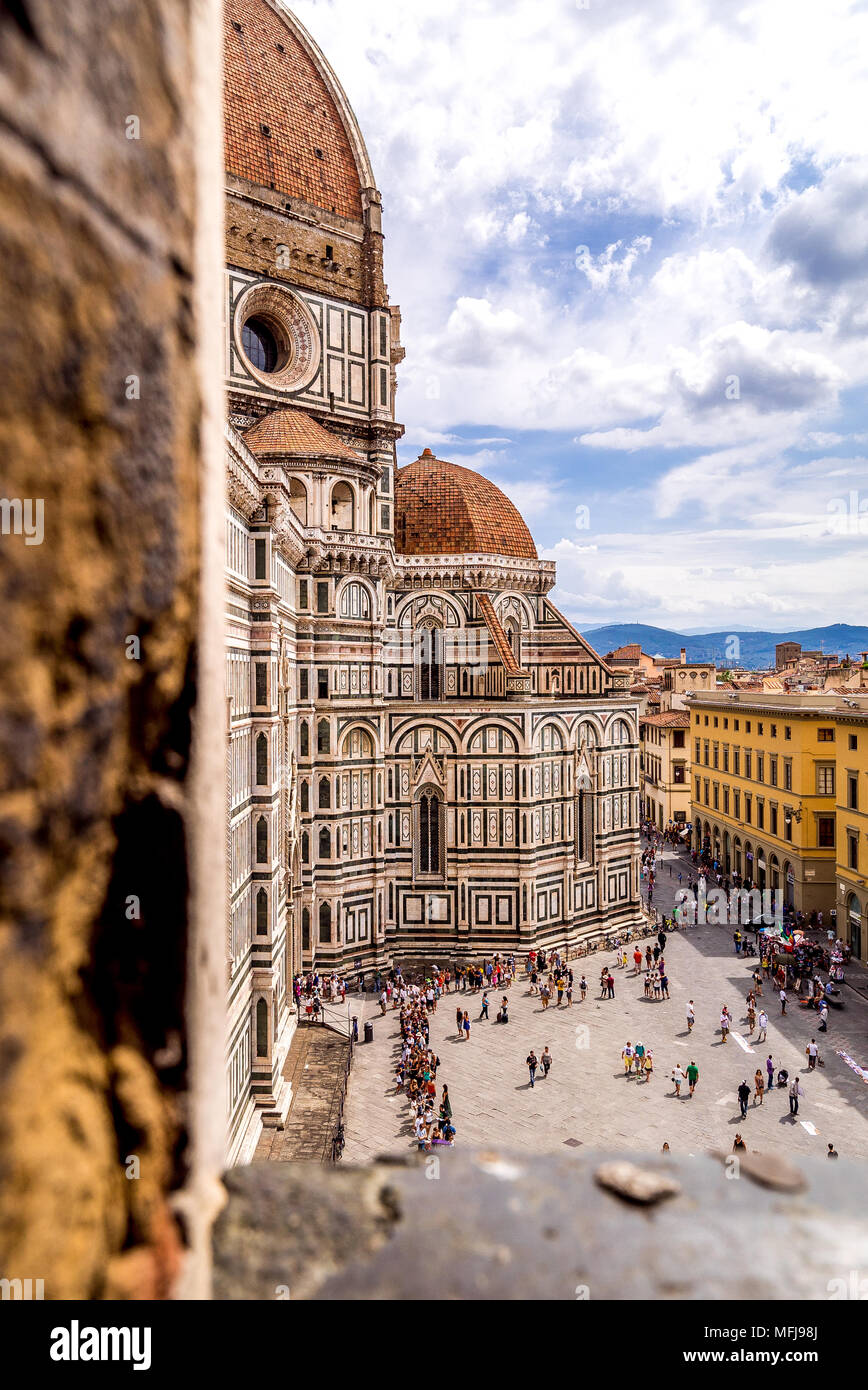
294;0;868;631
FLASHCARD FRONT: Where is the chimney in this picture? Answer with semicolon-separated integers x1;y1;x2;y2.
680;648;686;664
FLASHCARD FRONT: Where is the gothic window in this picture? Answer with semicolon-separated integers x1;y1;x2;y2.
318;776;330;810
418;625;442;701
317;719;330;754
255;997;268;1057
255;732;268;784
330;481;354;531
301;831;309;863
300;781;309;812
256;887;268;936
319;827;331;859
416;788;443;875
301;907;310;950
256;815;268;862
319;902;331;943
299;721;309;757
577;791;594;864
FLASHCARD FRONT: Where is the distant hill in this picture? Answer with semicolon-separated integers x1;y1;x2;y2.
579;623;868;669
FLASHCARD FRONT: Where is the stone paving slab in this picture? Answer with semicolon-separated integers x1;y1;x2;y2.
255;1024;350;1162
342;842;868;1164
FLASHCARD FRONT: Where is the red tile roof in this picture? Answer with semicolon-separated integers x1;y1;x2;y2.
608;643;643;660
395;451;537;559
244;407;363;461
224;0;363;219
641;711;691;728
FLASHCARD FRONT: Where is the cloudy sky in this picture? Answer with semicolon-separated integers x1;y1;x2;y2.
293;0;868;633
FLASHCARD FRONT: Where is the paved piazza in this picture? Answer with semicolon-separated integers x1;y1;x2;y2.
338;843;868;1163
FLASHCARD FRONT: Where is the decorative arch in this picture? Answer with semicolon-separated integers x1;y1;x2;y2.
340;725;375;759
608;716;634;746
577;717;602;749
393;721;458;757
337;577;373;620
536;720;565;752
463;719;520;754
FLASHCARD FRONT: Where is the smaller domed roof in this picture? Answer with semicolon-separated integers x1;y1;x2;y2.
244;407;363;462
395;450;537;560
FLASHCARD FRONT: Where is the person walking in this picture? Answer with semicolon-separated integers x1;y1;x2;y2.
541;1045;553;1078
643;1049;654;1081
757;1009;768;1042
827;1143;839;1159
671;1063;686;1097
579;975;587;1002
456;1005;464;1036
737;1080;751;1119
686;1060;699;1096
732;1133;746;1152
526;1050;538;1087
633;947;643;975
780;986;788;1015
634;1040;646;1076
766;1054;774;1092
622;1041;635;1077
606;972;615;999
686;1000;695;1033
818;1000;828;1033
788;1076;803;1116
480;993;490;1020
660;971;670;999
754;1069;765;1105
462;1011;471;1041
720;1006;731;1044
806;1038;819;1071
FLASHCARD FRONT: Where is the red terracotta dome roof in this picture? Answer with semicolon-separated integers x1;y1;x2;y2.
224;0;365;220
244;407;363;462
395;450;538;560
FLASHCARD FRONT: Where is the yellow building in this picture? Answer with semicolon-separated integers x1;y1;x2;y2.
640;711;691;830
686;692;868;958
835;703;868;962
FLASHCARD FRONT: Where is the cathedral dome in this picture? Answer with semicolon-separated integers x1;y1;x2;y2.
244;407;363;462
224;0;372;220
395;450;538;560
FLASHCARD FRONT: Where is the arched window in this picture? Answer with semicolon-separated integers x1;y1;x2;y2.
300;781;309;812
317;719;330;754
417;788;443;875
255;731;268;784
339;582;371;619
418;625;442;701
318;776;330;809
256;815;268;862
319;902;331;943
299;721;309;757
330;481;354;531
256;997;268;1057
256;887;268;936
319;827;331;859
301;830;309;863
301;907;310;950
289;477;307;525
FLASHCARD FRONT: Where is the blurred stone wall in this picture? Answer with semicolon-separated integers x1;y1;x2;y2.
0;0;222;1299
